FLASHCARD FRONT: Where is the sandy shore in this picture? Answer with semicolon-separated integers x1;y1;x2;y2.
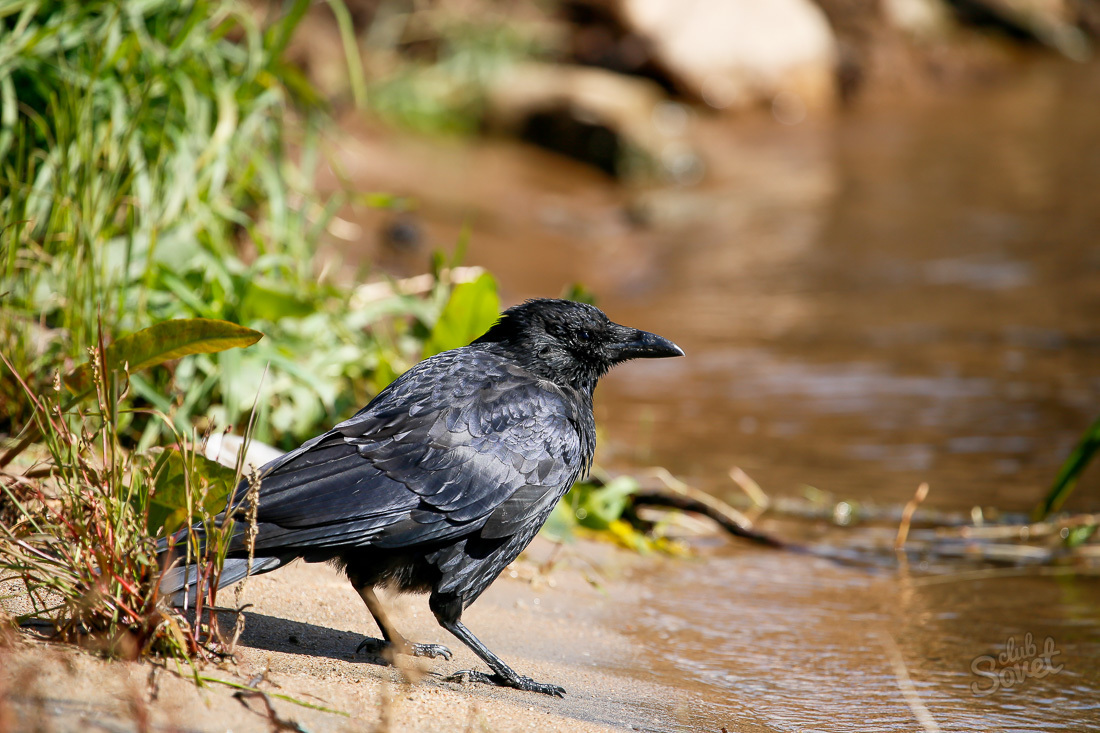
0;537;694;732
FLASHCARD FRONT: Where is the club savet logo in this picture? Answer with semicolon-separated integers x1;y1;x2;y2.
970;632;1063;696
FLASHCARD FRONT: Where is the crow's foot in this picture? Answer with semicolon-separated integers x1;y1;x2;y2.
445;669;566;697
356;637;452;660
355;636;386;657
409;642;453;660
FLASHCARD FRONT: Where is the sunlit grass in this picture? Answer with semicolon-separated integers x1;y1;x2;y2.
0;0;439;448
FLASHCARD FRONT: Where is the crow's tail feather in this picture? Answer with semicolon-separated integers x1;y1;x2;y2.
157;555;285;608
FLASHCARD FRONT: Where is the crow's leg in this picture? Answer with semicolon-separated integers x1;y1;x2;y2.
354;586;452;660
439;617;565;697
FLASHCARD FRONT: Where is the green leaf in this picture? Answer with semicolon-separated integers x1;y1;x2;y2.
66;319;263;393
421;272;500;358
560;282;598;306
1065;524;1097;549
573;476;640;530
541;500;577;543
1034;414;1100;520
147;448;239;535
239;280;316;322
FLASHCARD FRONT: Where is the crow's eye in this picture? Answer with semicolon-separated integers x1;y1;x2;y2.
578;330;592;342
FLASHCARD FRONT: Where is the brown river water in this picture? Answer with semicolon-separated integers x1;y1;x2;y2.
331;57;1100;732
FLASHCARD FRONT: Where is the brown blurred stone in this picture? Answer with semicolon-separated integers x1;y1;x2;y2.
948;0;1091;59
618;0;840;112
485;63;700;180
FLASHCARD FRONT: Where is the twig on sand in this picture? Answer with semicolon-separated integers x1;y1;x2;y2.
198;675;349;717
233;688;308;732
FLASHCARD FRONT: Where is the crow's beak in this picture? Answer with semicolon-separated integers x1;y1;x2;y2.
610;328;685;360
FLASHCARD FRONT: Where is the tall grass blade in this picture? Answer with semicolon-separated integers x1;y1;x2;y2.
1034;414;1100;520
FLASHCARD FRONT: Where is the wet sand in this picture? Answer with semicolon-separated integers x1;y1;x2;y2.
0;537;696;732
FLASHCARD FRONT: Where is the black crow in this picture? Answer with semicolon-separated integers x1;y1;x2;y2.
160;298;683;696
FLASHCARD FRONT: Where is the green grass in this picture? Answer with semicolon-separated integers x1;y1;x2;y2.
1035;413;1100;521
0;0;444;449
359;3;554;134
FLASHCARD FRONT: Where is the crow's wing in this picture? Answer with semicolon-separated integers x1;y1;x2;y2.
234;347;586;554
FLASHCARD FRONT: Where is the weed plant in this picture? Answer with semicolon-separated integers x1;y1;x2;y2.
0;343;237;660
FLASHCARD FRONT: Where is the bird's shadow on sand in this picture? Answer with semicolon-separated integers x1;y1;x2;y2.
221;611;645;729
225;610;392;666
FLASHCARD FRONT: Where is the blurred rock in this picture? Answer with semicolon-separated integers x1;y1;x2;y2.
380;213;424;252
814;0;930;99
884;0;956;39
560;0;679;93
485;62;702;181
618;0;839;111
1074;0;1100;37
203;432;283;471
947;0;1091;60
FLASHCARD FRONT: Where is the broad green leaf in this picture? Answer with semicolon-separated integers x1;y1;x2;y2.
66;319;263;393
147;448;239;535
421;272;500;358
1034;414;1100;520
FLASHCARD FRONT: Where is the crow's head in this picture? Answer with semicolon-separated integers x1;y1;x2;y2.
474;299;683;391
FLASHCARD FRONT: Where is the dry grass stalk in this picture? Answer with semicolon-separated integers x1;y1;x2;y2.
729;466;770;509
374;679;393;733
0;648;13;733
230;466;263;653
126;683;152;733
895;482;930;551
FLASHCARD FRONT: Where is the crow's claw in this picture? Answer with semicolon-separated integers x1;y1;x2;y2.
356;637;452;661
356;637;386;656
445;669;566;697
411;643;453;660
